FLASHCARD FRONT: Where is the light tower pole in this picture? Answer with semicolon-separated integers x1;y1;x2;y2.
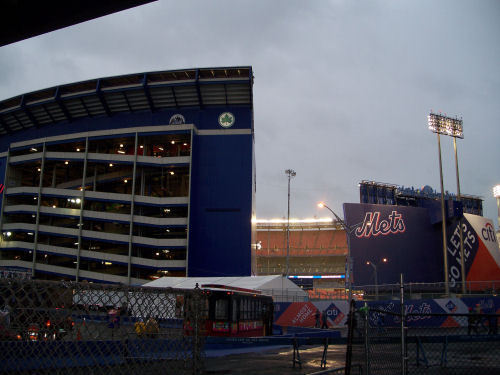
428;112;464;295
453;134;466;294
285;169;296;277
494;185;500;239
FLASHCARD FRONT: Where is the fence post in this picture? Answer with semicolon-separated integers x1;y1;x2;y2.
400;274;407;375
364;302;370;375
193;284;201;375
345;299;354;375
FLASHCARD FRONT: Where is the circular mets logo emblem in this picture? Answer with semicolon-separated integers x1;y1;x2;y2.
218;112;235;128
169;114;186;125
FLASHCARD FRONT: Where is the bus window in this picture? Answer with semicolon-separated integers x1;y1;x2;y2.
241;299;247;320
232;299;238;322
215;299;228;320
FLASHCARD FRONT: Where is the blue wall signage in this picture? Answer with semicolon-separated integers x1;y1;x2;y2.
343;203;500;288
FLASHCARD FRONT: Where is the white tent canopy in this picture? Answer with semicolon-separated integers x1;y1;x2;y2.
144;275;308;302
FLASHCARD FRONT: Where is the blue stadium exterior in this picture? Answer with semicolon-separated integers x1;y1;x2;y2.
0;67;256;284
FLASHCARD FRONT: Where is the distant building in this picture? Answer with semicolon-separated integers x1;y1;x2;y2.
359;180;483;216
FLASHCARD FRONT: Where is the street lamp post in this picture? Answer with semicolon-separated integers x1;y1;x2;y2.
428;112;464;295
318;202;358;302
366;258;387;300
285;169;296;277
494;185;500;238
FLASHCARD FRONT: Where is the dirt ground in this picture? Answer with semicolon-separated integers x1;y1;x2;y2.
204;344;347;375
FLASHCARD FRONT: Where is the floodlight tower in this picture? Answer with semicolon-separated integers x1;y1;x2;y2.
285;169;296;277
428;112;464;295
494;185;500;237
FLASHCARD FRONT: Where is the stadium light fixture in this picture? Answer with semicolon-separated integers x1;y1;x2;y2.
494;185;500;198
428;113;463;138
494;185;500;235
285;169;296;277
428;112;465;296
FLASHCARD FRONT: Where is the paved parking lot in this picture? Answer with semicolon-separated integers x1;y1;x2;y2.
204;344;347;375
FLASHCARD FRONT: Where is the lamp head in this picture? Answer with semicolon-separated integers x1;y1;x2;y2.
428;112;463;138
493;185;500;198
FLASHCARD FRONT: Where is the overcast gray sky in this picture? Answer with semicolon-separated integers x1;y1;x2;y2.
0;0;499;227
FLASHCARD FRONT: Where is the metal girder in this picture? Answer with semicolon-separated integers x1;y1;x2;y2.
11;112;24;129
42;104;56;123
55;87;73;123
142;73;155;112
195;69;203;108
20;95;40;128
96;79;112;117
0;116;13;134
79;97;91;117
171;86;179;109
122;92;133;112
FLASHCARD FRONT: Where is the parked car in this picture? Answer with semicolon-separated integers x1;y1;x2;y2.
12;307;74;341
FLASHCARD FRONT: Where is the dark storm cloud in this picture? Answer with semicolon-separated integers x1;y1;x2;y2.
0;0;498;226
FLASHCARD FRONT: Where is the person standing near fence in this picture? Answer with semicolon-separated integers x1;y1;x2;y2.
376;312;386;333
468;307;477;335
321;310;328;329
315;309;321;328
345;310;360;337
134;319;146;337
475;304;487;333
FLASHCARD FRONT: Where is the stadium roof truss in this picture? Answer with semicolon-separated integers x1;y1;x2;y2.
0;67;253;136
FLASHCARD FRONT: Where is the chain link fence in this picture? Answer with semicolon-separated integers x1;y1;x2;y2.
0;279;207;374
348;306;500;374
360;280;500;301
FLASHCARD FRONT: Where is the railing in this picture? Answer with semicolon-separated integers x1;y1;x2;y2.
257;248;347;257
347;277;500;375
308;289;348;301
356;281;500;300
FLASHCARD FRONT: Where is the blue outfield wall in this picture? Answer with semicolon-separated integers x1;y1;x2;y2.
273;296;500;329
357;296;500;328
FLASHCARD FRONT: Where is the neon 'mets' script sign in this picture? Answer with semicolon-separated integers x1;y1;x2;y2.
354;211;406;238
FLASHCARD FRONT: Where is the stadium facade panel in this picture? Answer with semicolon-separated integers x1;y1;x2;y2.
344;203;500;289
0;67;255;285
